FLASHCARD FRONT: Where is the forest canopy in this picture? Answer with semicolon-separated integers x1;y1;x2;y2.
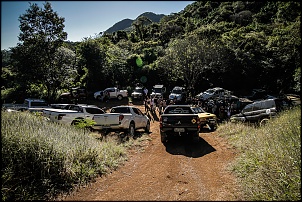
1;1;300;103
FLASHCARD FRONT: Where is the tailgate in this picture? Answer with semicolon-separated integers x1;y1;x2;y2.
161;114;199;127
93;113;121;126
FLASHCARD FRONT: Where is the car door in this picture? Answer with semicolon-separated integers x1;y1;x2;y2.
107;88;116;98
132;107;146;128
242;103;255;121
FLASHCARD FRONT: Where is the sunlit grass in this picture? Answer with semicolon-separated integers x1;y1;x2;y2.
1;111;131;200
217;106;301;200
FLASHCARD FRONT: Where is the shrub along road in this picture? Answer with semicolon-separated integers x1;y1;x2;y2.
57;103;244;201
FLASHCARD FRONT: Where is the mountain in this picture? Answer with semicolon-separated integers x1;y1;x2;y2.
104;12;165;33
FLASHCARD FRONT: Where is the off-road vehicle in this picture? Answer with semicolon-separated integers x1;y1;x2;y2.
230;98;287;126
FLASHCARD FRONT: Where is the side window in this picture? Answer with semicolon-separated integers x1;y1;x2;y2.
242;103;254;112
262;100;275;108
253;102;261;110
261;101;268;109
197;107;203;113
85;108;104;114
132;108;142;115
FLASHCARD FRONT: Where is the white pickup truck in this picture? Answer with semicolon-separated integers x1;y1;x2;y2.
91;106;150;136
42;104;105;125
2;98;51;112
94;87;128;101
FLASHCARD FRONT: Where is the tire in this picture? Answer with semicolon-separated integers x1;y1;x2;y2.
160;132;167;144
192;131;200;143
260;118;269;127
117;95;123;100
71;118;84;126
96;96;102;101
128;123;135;136
145;121;150;133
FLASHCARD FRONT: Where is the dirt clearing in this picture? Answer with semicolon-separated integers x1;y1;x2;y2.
57;104;244;201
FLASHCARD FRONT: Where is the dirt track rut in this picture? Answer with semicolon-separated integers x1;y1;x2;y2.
58;105;243;201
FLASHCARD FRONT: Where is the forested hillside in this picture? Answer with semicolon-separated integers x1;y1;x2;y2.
1;1;300;103
104;12;165;33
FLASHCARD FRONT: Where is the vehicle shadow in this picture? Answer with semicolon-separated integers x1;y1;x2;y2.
164;136;216;158
95;130;150;143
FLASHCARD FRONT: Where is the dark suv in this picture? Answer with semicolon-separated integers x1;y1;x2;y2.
230;98;287;125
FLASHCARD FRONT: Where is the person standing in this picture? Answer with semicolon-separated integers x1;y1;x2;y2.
143;87;148;99
162;99;167;112
158;97;163;115
144;96;150;113
150;96;155;113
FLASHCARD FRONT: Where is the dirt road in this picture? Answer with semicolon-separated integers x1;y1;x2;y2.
58;104;243;201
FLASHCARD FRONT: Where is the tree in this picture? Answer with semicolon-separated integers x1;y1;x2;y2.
132;16;152;41
12;1;68;101
156;35;209;90
77;38;107;91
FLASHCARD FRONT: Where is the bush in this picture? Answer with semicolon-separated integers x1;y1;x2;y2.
217;106;301;200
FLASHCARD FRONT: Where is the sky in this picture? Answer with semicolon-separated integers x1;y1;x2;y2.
1;1;195;50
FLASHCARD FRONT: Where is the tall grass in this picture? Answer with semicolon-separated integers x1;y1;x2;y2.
1;111;127;201
217;106;301;200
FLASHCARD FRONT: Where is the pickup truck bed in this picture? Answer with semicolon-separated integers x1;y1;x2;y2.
92;106;150;136
160;105;200;144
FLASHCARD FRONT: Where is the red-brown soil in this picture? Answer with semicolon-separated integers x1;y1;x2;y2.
56;100;244;201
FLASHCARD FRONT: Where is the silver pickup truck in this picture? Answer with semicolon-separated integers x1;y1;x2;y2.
91;106;150;136
43;104;105;125
2;98;51;112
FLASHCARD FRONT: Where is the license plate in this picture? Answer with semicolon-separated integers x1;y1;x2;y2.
209;120;216;124
174;128;185;132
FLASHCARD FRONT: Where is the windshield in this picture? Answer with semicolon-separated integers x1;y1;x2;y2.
134;89;143;93
85;108;105;114
164;106;193;114
30;102;48;107
171;89;182;94
205;89;214;94
153;88;162;93
111;107;131;113
191;107;206;113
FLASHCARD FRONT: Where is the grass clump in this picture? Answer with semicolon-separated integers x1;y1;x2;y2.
217;106;301;201
1;111;127;201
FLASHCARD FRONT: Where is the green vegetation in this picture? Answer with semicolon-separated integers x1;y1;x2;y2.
1;1;300;103
217;106;301;201
1;1;301;200
1;111;151;201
